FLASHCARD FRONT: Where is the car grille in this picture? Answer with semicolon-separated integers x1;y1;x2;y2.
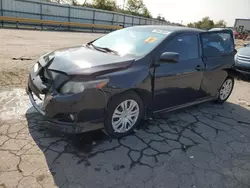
40;67;52;83
36;63;53;94
237;55;250;64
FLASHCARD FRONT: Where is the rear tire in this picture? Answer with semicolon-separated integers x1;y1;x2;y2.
216;76;234;104
104;91;144;138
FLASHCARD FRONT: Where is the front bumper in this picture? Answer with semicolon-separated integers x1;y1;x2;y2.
27;74;107;134
234;65;250;75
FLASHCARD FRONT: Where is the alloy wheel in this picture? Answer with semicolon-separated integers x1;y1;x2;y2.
111;99;140;133
220;79;233;100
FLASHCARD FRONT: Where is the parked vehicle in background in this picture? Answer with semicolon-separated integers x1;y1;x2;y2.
234;42;250;75
235;31;248;40
27;25;236;138
234;26;248;40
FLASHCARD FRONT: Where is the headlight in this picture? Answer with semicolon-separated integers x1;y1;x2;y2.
60;81;85;94
33;63;39;72
60;79;109;94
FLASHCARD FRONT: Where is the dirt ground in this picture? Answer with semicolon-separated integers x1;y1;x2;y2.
1;29;250;188
0;29;103;88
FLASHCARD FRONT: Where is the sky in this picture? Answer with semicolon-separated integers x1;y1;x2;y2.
78;0;250;26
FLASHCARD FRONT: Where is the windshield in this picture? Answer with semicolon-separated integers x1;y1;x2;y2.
92;27;170;57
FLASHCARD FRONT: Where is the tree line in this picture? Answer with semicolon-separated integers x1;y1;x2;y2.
47;1;227;29
47;0;181;25
187;17;227;30
48;0;154;19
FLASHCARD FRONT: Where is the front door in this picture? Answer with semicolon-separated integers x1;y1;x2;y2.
153;34;206;112
199;30;235;97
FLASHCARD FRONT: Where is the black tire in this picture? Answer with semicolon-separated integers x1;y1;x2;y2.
104;91;144;138
216;76;234;104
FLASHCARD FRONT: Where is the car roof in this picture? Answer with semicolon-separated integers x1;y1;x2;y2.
209;28;233;31
129;25;205;34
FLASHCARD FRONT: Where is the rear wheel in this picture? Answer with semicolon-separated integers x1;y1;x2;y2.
104;91;144;138
216;77;234;103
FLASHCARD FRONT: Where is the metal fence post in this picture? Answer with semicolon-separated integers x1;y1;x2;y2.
132;16;134;26
1;0;3;27
92;10;95;32
123;15;125;28
111;13;115;31
68;5;70;31
40;2;43;30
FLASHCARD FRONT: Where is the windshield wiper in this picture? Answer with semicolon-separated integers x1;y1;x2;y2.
86;42;118;55
98;47;119;55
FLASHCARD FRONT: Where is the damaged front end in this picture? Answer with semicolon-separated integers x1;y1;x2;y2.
27;53;107;133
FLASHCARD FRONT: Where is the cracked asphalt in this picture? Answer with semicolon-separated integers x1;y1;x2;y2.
1;29;250;188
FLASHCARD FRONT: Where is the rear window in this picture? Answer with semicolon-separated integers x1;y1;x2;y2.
202;32;234;57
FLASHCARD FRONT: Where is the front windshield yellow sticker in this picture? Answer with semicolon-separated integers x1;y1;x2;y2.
144;37;157;43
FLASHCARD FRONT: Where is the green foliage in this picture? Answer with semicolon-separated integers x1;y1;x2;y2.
47;0;159;20
126;0;143;13
72;0;79;6
92;0;117;11
215;20;227;28
187;17;227;30
157;14;166;21
141;6;152;18
124;0;152;18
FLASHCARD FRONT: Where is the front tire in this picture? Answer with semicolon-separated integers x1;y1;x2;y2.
216;76;234;104
104;91;144;138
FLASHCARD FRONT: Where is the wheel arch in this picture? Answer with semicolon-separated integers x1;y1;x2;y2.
105;88;152;118
224;67;238;78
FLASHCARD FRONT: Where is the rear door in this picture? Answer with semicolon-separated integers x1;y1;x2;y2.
199;30;235;97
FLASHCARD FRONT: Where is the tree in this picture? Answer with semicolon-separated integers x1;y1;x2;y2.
141;6;152;18
187;23;193;27
47;0;154;20
72;0;79;6
156;14;166;22
126;0;144;14
187;17;226;30
215;20;227;28
92;0;117;11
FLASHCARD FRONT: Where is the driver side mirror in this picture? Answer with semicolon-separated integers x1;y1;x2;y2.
160;52;179;63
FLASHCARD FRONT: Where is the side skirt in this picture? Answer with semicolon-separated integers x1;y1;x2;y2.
153;96;216;114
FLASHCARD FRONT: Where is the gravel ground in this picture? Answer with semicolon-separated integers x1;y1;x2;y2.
0;29;103;88
1;29;250;188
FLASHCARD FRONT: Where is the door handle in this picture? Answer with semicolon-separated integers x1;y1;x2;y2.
195;65;202;71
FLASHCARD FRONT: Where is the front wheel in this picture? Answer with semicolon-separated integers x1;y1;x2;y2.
216;76;234;103
104;91;144;138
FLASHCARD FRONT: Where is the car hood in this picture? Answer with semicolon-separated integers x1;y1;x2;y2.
237;46;250;56
42;45;135;76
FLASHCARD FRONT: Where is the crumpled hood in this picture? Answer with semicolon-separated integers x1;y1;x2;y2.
237;46;250;56
43;45;135;76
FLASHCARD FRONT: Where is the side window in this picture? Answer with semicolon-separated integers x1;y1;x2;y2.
164;35;199;61
202;32;234;57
